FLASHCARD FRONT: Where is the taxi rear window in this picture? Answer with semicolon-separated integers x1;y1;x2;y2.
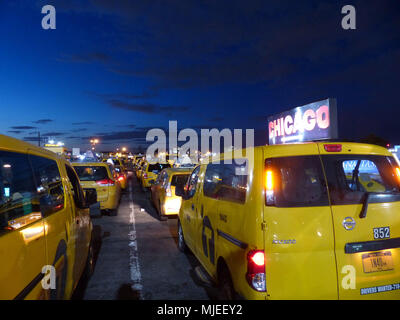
74;166;109;181
171;174;189;188
266;156;329;207
321;155;400;205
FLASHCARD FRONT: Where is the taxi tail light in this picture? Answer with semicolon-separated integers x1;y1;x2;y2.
165;182;172;197
395;168;400;181
246;250;266;292
265;169;275;206
96;178;115;186
143;173;148;179
324;144;342;152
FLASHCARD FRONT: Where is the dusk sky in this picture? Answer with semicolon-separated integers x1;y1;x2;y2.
1;0;399;152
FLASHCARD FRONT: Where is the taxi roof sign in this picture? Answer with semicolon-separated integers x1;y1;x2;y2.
268;98;338;145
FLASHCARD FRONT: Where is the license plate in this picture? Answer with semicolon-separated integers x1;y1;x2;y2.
362;251;394;273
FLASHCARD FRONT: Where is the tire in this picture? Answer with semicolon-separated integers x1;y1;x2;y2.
218;265;236;300
177;220;188;252
109;209;118;216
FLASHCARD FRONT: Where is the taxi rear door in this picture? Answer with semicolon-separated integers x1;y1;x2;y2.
263;143;338;299
319;143;400;299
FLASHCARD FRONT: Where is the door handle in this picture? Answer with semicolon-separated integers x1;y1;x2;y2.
191;204;195;211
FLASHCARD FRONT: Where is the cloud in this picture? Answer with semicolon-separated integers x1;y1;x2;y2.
105;99;189;115
7;130;22;134
72;121;94;125
42;132;66;137
10;126;37;130
33;119;53;124
58;52;111;64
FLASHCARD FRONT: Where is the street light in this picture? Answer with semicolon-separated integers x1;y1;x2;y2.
90;138;100;151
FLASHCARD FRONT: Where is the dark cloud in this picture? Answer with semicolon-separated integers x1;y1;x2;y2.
33;119;53;124
7;130;22;134
58;52;111;64
72;121;94;125
42;132;66;137
105;99;189;115
10;126;37;130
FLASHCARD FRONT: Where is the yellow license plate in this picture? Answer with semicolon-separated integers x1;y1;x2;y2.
362;251;394;273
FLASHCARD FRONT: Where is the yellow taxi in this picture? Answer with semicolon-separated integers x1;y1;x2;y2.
114;165;127;190
136;158;146;180
140;162;171;189
176;142;400;300
72;162;121;215
150;168;192;220
0;134;99;299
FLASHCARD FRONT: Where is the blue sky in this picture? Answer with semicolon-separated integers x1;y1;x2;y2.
1;0;399;152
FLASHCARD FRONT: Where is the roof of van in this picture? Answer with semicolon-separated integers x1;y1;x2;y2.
0;134;63;159
212;141;392;161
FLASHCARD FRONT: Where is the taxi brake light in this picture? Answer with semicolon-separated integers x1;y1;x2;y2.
246;250;266;292
324;144;342;152
265;170;273;190
96;178;115;186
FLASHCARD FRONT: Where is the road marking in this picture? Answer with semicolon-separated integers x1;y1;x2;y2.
128;180;143;298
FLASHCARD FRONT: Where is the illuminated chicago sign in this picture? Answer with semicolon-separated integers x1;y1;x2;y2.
268;98;338;145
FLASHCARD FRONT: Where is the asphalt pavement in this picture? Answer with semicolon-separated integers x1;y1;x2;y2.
73;172;214;300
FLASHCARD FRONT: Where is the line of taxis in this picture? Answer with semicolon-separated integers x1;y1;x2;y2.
135;144;400;300
1;132;400;300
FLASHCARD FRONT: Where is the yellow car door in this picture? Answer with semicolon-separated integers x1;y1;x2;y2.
180;166;201;252
263;144;338;299
0;151;47;299
319;143;400;299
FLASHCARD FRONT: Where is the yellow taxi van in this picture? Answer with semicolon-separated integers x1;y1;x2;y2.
140;162;171;189
0;134;99;299
72;162;121;215
150;168;192;220
176;142;400;300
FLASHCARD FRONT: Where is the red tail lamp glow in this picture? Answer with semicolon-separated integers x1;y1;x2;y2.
250;251;265;267
265;170;273;191
324;144;342;152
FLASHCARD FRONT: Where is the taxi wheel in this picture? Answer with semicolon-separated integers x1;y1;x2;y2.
218;266;236;300
109;209;118;216
177;220;188;253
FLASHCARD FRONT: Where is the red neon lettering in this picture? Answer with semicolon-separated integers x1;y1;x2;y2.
269;121;274;138
303;109;316;131
316;105;330;129
273;119;281;137
284;115;293;135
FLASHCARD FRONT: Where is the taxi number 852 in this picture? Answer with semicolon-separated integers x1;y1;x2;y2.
373;227;390;240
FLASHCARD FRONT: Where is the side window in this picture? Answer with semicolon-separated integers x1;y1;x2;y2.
219;163;248;204
203;162;248;204
0;151;39;233
65;165;85;208
187;166;201;198
266;156;329;207
203;164;222;199
30;155;65;216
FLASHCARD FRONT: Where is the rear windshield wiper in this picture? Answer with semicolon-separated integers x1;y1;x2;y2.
360;191;400;218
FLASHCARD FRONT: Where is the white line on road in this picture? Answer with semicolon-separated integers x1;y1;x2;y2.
128;180;143;298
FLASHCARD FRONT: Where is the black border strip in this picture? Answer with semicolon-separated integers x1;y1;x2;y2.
14;272;44;300
217;229;248;249
345;237;400;254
